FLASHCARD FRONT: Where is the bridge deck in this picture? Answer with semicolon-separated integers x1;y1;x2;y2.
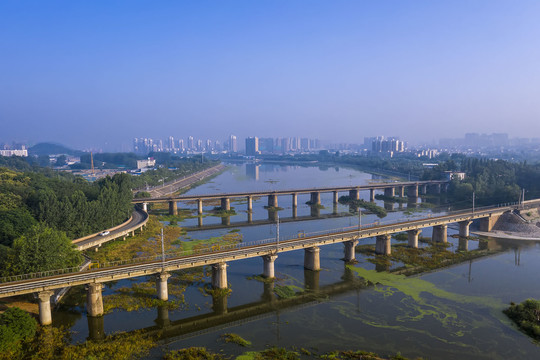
134;180;449;203
2;200;536;298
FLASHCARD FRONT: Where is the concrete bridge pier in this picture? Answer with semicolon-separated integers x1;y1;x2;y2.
458;238;469;252
333;191;339;205
343;240;359;262
432;225;448;243
421;184;427;195
262;254;278;278
197;199;203;214
221;216;231;226
292;193;297;208
479;215;500;232
397;186;405;198
169;201;177;215
86;283;104;317
268;209;277;222
333;203;338;215
212;262;228;289
220;197;230;211
370;189;375;202
349;189;360;200
375;235;391;255
384;188;395;197
198;216;203;227
311;205;320;217
434;183;441;194
304;246;320;271
247;211;253;223
246;196;252;213
310;192;321;205
384;201;395;211
408;229;421;248
268;194;278;208
407;185;419;198
459;220;473;237
87;315;105;341
156;272;171;301
37;290;54;325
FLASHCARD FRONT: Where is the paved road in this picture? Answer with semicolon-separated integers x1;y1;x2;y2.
142;164;225;198
72;207;148;250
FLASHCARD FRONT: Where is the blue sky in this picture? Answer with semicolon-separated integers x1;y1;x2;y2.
1;1;540;150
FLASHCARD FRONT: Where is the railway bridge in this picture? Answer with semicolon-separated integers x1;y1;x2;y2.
1;199;537;326
133;180;450;216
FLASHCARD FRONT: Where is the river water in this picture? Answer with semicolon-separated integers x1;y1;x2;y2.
55;163;540;359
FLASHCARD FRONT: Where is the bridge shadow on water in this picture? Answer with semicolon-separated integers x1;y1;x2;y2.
86;266;367;343
185;200;424;232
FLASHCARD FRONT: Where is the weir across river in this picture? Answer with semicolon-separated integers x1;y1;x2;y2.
1;197;538;326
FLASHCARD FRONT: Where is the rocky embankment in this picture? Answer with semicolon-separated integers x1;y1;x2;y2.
482;208;540;239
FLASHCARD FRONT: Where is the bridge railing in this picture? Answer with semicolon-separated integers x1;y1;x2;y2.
1;200;533;285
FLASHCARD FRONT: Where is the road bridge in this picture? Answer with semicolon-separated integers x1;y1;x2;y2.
72;207;149;251
134;180;449;216
1;199;537;325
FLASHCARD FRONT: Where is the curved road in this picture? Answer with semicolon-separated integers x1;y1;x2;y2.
139;164;226;198
72;207;149;251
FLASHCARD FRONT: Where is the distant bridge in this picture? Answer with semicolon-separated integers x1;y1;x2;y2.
1;198;537;326
134;180;450;216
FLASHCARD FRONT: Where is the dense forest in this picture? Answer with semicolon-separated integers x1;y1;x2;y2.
422;158;540;206
0;168;133;245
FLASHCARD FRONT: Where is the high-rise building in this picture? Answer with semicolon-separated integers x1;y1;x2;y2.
229;135;238;153
178;139;184;151
168;136;175;152
245;137;259;156
259;138;274;153
188;136;195;150
206;139;212;151
280;138;291;153
300;138;310;151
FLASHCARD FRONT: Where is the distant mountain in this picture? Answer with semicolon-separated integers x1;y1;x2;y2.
28;143;83;156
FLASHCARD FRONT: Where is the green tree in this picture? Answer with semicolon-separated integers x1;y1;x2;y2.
0;208;37;247
12;224;82;274
0;307;37;353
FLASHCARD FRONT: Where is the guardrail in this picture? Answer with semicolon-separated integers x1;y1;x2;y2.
136;180;450;202
3;199;535;286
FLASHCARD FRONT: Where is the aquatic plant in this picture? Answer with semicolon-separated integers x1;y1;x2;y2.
221;333;252;347
504;298;540;340
164;347;225;360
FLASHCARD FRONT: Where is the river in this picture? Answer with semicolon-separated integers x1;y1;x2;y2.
54;163;540;359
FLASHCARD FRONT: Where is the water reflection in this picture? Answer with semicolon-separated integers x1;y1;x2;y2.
246;164;260;181
87;315;105;341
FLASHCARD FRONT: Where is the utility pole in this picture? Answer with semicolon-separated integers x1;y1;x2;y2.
276;213;280;252
358;208;362;234
161;228;165;266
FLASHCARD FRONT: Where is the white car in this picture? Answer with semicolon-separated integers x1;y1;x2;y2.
99;231;110;236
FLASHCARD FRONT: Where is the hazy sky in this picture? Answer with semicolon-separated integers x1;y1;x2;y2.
1;1;540;150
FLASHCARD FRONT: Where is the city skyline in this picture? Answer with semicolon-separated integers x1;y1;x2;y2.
2;1;540;150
